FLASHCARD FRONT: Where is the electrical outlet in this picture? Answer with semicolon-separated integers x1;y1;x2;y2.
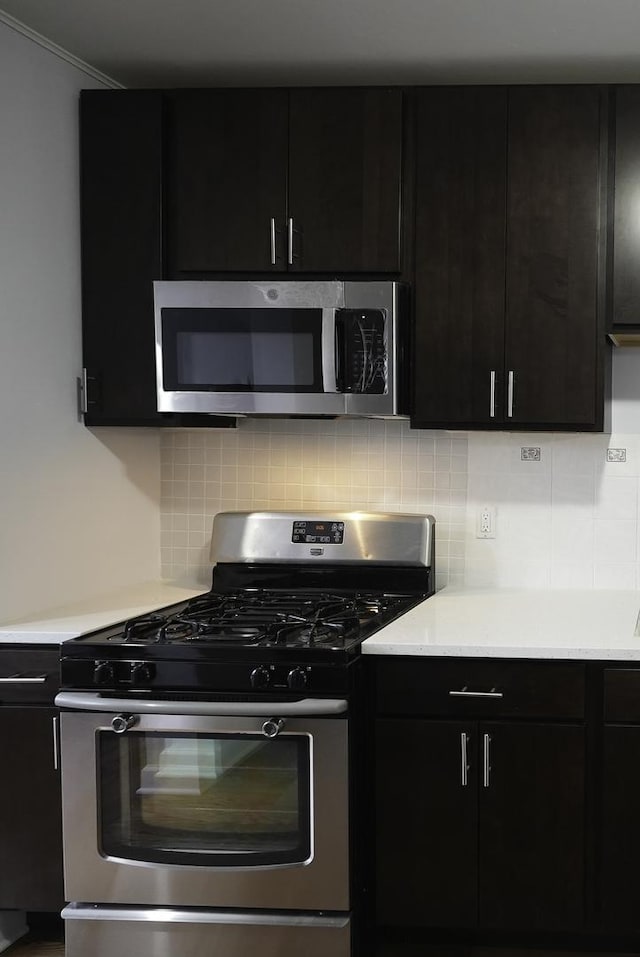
476;505;496;539
521;447;541;462
607;448;627;463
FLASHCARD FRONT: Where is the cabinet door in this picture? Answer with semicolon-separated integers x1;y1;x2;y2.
610;86;640;327
81;91;165;425
288;88;403;273
479;722;585;932
0;707;63;910
412;87;507;427
600;724;640;932
375;719;477;928
167;90;288;273
505;86;603;427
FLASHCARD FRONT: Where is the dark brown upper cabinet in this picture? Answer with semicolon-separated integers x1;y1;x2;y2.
80;90;234;428
81;90;165;425
412;85;609;431
608;86;640;335
166;88;403;275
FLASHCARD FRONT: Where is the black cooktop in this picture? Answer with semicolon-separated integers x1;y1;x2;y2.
67;588;421;655
60;586;428;696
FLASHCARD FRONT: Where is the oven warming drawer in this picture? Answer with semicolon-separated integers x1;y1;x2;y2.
63;905;351;957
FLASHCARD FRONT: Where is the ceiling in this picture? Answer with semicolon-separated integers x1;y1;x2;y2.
3;0;640;88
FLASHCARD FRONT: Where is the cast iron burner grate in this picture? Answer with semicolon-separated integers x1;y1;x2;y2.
113;590;413;648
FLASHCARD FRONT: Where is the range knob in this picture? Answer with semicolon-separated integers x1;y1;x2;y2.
287;667;308;691
93;661;115;686
130;662;153;685
250;665;271;690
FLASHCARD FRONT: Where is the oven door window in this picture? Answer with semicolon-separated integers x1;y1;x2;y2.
97;731;311;867
161;308;324;392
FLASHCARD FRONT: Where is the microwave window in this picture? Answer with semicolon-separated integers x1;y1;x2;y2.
177;332;314;388
161;308;324;393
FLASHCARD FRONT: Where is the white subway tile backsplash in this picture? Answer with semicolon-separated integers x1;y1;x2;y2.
551;515;594;563
551;473;595;510
594;476;638;521
464;432;640;590
594;563;638;590
594;520;637;564
160;419;466;585
549;562;594;589
161;424;640;591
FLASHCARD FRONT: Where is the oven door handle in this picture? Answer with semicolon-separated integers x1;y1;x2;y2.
54;692;348;717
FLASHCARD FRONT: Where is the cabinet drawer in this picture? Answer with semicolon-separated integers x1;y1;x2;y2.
374;657;585;720
603;669;640;722
0;647;60;705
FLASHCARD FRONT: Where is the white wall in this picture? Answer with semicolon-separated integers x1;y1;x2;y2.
0;22;161;622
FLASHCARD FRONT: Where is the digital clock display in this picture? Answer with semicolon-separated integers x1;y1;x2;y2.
291;520;345;545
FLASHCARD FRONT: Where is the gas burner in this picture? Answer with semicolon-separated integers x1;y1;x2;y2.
178;624;266;644
122;614;166;641
270;619;352;648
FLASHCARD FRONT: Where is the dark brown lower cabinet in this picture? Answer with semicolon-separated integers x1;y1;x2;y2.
375;717;585;934
0;649;63;912
376;719;478;928
478;722;585;932
601;725;640;932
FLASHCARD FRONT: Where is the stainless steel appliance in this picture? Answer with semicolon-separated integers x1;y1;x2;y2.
153;280;409;417
56;510;435;957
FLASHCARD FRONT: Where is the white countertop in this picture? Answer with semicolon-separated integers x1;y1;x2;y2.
362;586;640;661
0;581;206;644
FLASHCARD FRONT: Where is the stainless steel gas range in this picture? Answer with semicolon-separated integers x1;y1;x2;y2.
55;510;435;957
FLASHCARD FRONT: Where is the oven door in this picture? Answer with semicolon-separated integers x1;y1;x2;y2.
154;280;343;415
57;695;349;910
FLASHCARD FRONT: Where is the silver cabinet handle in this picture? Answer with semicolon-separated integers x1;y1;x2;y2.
507;370;515;418
270;217;277;266
287;217;294;265
460;732;470;787
449;688;503;699
0;675;47;683
489;370;496;418
483;732;491;788
52;715;59;771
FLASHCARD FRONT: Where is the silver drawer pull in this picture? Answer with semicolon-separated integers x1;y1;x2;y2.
507;370;515;418
270;217;277;265
449;687;503;699
483;732;492;788
460;731;470;787
489;370;496;418
0;675;48;683
52;716;59;771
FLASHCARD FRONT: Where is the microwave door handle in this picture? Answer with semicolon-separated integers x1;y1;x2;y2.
335;312;345;392
322;309;338;392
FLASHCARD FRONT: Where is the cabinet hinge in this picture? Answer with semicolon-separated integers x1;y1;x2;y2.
77;369;88;417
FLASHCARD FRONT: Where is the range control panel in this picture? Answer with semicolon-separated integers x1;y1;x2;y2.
292;520;345;545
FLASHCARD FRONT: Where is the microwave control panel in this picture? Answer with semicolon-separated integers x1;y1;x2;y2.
336;309;387;394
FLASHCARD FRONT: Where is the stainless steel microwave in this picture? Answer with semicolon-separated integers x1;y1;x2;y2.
153;280;409;417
